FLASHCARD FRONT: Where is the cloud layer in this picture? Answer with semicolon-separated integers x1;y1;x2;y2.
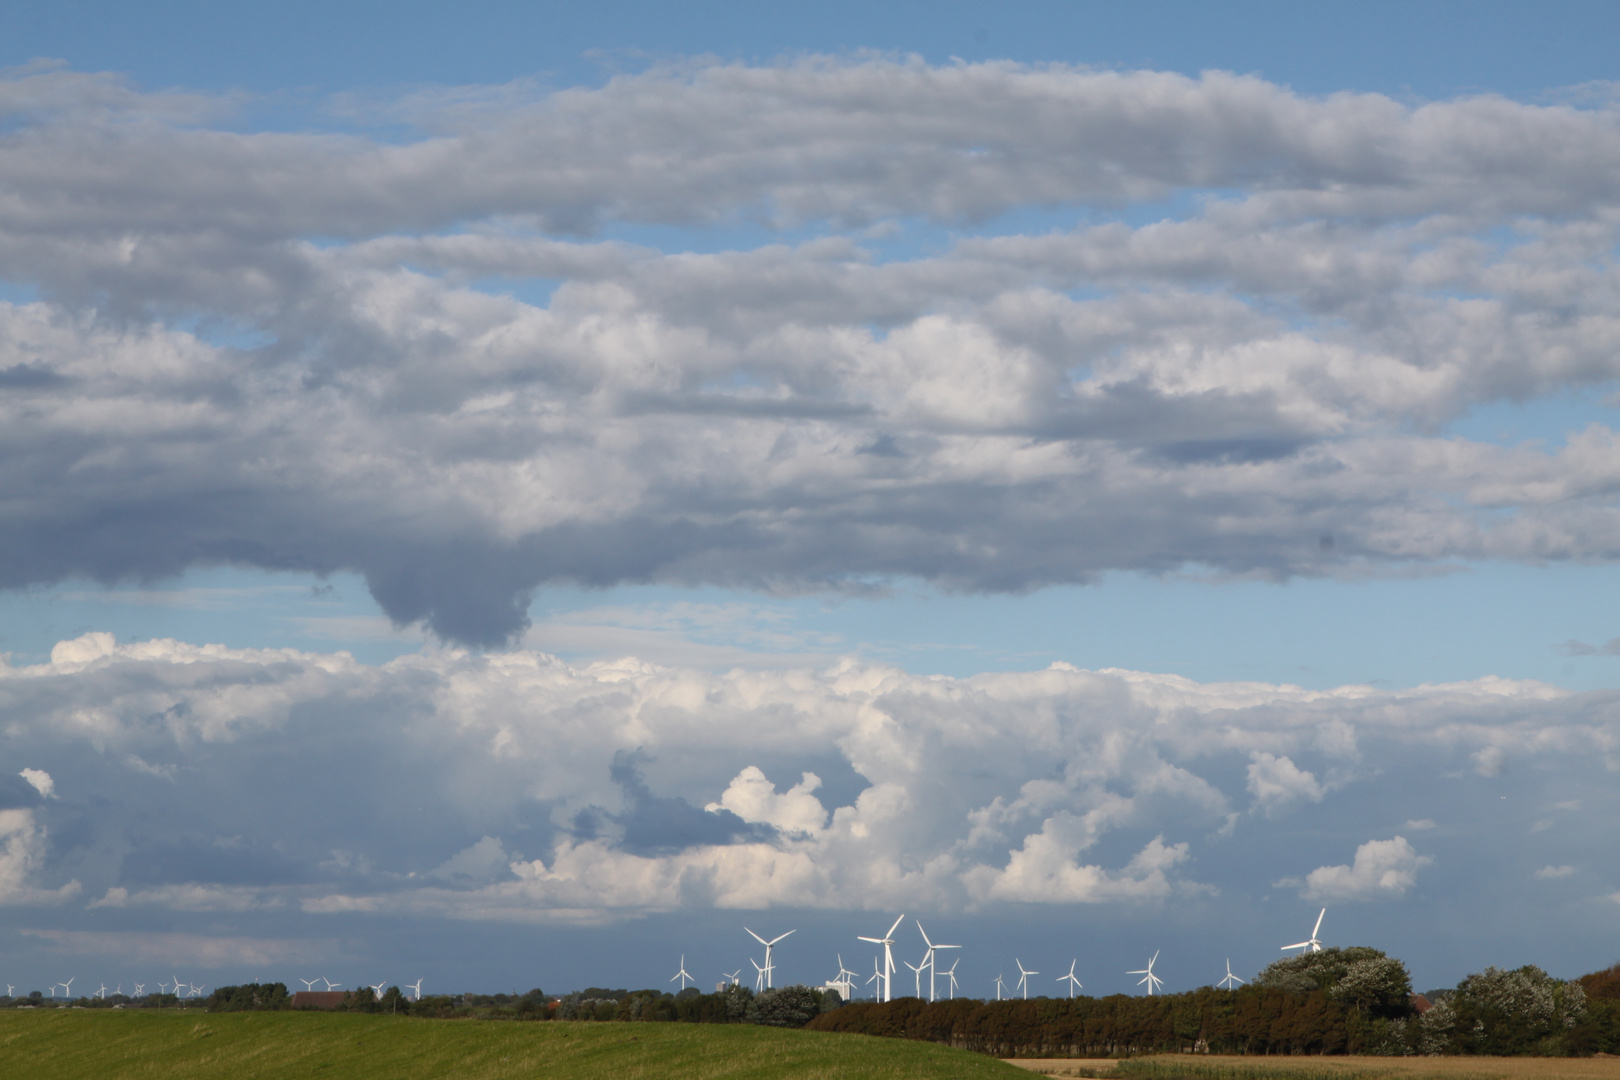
3;632;1615;926
4;60;1620;640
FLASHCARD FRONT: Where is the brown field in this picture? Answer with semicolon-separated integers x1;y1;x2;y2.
1005;1055;1620;1080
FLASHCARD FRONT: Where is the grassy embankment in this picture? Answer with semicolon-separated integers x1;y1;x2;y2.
0;1009;1028;1080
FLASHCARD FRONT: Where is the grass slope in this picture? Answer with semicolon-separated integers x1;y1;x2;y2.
1;1011;1030;1080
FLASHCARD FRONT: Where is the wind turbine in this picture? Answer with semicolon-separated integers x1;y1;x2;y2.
1128;951;1164;996
993;973;1007;1001
722;970;741;988
60;977;75;999
299;978;318;992
368;981;387;996
750;958;770;993
1219;959;1245;990
321;977;340;992
1058;960;1083;998
941;958;960;999
916;921;960;1002
96;983;107;999
1282;908;1327;953
5;984;13;997
832;955;859;1001
857;913;905;1003
190;984;206;997
1014;960;1037;999
745;927;795;990
903;959;925;998
406;978;424;1001
866;962;883;999
670;955;694;991
133;984;145;997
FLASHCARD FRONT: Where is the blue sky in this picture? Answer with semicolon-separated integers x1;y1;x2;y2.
2;1;1620;1002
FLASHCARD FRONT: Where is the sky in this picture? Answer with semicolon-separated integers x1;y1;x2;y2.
2;1;1620;1002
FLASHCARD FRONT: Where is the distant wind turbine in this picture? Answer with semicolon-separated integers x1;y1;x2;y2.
369;981;387;996
750;958;770;993
857;913;906;1003
865;961;883;998
941;958;960;999
915;921;960;1002
133;984;144;997
745;928;795;990
1128;951;1163;996
670;955;694;991
96;983;107;999
1058;960;1083;998
1219;959;1245;990
829;954;859;1001
321;977;340;992
903;959;925;998
406;978;424;1001
722;969;741;988
299;979;318;992
1282;908;1327;954
1014;960;1037;1000
993;973;1007;1001
61;977;75;998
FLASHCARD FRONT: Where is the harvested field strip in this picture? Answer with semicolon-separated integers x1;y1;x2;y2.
1111;1054;1620;1080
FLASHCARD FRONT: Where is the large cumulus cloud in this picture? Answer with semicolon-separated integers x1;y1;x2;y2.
3;632;1616;923
7;59;1620;640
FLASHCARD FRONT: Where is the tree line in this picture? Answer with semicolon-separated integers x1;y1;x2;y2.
804;949;1620;1058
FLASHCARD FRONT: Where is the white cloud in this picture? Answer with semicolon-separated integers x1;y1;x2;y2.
1472;745;1507;777
1300;836;1433;901
1246;752;1324;813
0;809;80;906
708;767;829;836
1402;819;1437;831
18;769;54;799
1534;865;1576;879
87;884;281;912
0;631;1611;922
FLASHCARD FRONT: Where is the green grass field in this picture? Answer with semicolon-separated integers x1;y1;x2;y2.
0;1010;1030;1080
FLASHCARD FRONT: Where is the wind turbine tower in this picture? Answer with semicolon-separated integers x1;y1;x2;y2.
1128;951;1164;996
857;914;905;1003
745;927;795;990
994;973;1007;1001
1282;908;1327;953
903;959;925;998
1058;960;1083;998
670;955;694;991
1015;960;1037;1000
916;921;960;1002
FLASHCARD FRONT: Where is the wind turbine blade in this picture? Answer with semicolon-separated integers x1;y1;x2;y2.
769;929;796;945
746;927;768;945
1313;908;1326;937
917;921;933;948
887;913;905;937
857;936;883;944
